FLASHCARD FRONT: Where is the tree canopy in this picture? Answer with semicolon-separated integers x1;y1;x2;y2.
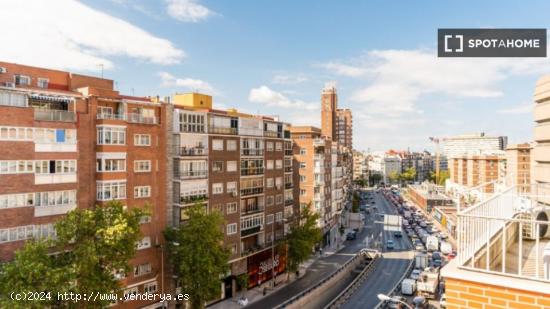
285;206;322;275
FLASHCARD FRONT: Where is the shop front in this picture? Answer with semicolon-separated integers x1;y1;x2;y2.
247;246;287;288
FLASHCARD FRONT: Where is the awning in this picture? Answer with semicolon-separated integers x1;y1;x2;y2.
29;93;73;104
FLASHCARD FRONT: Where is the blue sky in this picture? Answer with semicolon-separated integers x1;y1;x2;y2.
3;0;550;151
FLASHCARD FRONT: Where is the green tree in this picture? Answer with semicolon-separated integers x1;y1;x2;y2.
401;167;417;183
0;241;71;309
388;171;401;184
0;201;147;309
369;173;382;186
164;204;230;309
285;206;322;279
236;273;249;298
429;169;450;185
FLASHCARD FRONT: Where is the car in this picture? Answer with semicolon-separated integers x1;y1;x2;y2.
415;243;424;251
346;232;357;240
387;296;408;309
394;231;403;237
410;269;421;280
386;240;395;249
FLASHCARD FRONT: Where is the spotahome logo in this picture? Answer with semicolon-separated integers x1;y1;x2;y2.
438;29;546;57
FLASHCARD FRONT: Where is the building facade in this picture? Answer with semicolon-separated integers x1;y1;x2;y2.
168;93;296;298
0;61;167;309
504;143;533;191
441;133;508;158
534;75;550;185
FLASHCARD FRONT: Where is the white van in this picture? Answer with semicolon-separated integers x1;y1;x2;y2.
401;278;417;296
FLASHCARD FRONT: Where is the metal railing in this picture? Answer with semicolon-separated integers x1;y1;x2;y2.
241;204;265;215
127;113;157;124
241;168;264;176
174;170;208;179
178;195;208;205
176;147;207;156
241;149;264;156
97;113;126;120
34;109;76;122
241;187;264;196
241;225;262;237
457;183;550;282
209;126;237;135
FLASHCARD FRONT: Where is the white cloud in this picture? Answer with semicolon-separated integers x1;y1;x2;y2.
158;72;215;93
497;102;533;114
165;0;214;22
318;62;367;77
248;86;318;110
272;74;308;85
0;0;184;71
322;49;549;117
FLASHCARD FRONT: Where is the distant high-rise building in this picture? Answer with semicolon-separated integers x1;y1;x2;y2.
441;133;508;158
320;85;353;150
336;109;353;150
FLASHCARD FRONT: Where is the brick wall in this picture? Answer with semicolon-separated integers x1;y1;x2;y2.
445;277;550;309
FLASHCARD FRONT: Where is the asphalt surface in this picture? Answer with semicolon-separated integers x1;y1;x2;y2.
341;191;415;309
246;190;379;309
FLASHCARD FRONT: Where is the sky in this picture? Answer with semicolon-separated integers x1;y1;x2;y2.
2;0;550;152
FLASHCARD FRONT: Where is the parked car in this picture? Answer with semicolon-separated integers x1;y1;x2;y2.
415;243;425;251
346;232;357;240
410;269;422;280
386;240;395;249
394;230;403;237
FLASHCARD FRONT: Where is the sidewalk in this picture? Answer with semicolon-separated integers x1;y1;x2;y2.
208;235;350;309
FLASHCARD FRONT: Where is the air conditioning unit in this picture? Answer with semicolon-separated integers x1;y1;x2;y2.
0;67;6;73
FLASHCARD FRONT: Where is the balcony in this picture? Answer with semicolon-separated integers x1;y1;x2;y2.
178;194;208;205
314;166;324;174
264;131;278;138
241;225;262;237
241;149;264;156
34;109;76;122
241;187;264;197
284;166;292;173
209;126;237;135
127;113;157;125
285;182;293;189
241;203;265;215
285;199;294;206
285;149;293;156
176;146;207;156
97;113;126;121
174;170;208;179
241;168;264;176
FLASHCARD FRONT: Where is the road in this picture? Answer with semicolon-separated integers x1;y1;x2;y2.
341;190;415;309
246;190;378;309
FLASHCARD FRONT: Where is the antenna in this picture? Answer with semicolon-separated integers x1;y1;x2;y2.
97;64;104;78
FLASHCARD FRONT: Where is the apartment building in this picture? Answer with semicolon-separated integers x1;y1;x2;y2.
290;126;337;246
441;133;508;158
336;109;352;150
167;93;295;298
534;75;550;185
321;85;353;150
352;150;368;180
448;153;506;193
504;143;533;191
0;62;167;309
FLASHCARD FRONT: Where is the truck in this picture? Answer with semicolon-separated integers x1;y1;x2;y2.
426;235;439;252
401;278;417;296
417;270;439;299
440;241;452;255
415;252;429;269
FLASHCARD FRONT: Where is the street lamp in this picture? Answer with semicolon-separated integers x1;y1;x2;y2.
377;294;413;309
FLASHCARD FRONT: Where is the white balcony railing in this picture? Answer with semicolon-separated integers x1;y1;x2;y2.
458;184;550;282
34;109;76;122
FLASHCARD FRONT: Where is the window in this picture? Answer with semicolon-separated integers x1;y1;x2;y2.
300;148;307;155
266;214;274;224
227;223;237;235
212;183;223;194
134;263;152;277
178;112;205;133
300;189;306;196
97;126;126;145
276;194;283;205
227;202;238;214
276;212;283;222
97;158;125;172
240;214;264;230
266;178;274;188
136;236;151;250
14;75;30;86
134;186;151;198
227;140;237;151
139;215;152;224
227;181;237;194
227;161;237;172
266;160;274;170
212;161;224;172
0;160;34;174
33;160;76;174
97;181;127;201
230;243;238;255
134;134;151;146
266;142;274;151
300;162;306;168
144;281;158;294
275;142;283;151
275;177;282;189
134;160;151;172
123;287;138;302
212;139;224;151
0;91;27;107
275;160;283;169
266;195;274;206
37;78;49;89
